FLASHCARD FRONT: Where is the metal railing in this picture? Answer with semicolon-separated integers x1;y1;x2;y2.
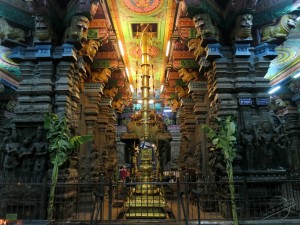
0;175;300;223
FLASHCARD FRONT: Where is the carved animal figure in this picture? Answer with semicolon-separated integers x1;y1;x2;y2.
261;14;297;42
103;86;118;98
187;38;205;60
65;15;89;42
80;39;101;59
0;17;25;42
178;68;199;83
193;13;220;41
174;86;189;98
170;99;180;112
112;99;124;113
233;14;253;41
90;68;111;83
33;16;52;42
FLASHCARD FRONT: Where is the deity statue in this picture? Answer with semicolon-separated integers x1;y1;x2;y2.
4;127;20;170
32;126;48;174
241;122;256;170
19;137;34;173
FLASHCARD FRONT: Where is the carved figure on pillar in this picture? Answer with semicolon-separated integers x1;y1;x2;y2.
65;15;90;42
233;14;253;42
19;137;34;173
192;14;220;42
90;68;112;83
187;38;206;60
178;68;199;83
33;15;53;42
169;98;180;113
80;39;101;61
112;99;124;113
4;127;20;170
240;122;255;170
175;85;189;98
0;17;25;42
32;126;48;175
261;14;297;42
103;86;119;98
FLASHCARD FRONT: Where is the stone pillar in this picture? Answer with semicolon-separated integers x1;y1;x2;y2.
98;97;111;173
189;81;208;175
117;141;126;166
167;125;181;169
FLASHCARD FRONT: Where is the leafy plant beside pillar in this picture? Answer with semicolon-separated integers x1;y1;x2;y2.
44;113;93;220
202;116;238;225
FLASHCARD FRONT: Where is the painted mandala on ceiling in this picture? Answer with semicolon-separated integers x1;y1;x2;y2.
121;0;163;14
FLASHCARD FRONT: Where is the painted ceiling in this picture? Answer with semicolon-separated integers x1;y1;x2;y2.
107;0;177;100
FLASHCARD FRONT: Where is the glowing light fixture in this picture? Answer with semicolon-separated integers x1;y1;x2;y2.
130;84;134;93
268;86;281;94
149;99;154;104
118;40;124;56
138;100;142;104
125;67;129;78
166;40;170;57
293;73;300;79
160;85;164;93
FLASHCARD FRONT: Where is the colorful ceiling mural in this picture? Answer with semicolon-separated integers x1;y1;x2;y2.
107;0;177;97
265;24;300;85
0;46;21;94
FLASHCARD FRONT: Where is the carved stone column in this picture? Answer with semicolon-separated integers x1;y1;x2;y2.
11;47;54;123
167;125;181;169
98;97;111;173
189;81;208;175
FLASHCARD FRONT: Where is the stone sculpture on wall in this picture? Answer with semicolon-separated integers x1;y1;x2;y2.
261;14;297;42
233;14;253;41
0;17;25;42
192;13;220;41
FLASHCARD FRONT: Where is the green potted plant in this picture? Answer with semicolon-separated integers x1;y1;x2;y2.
44;112;93;219
202;116;238;225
